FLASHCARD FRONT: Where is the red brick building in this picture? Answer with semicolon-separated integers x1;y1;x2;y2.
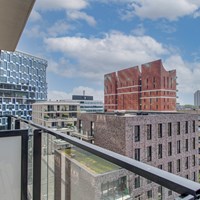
104;59;176;112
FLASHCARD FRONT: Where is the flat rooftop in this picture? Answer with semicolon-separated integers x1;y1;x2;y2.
33;101;80;106
64;147;120;175
81;111;198;117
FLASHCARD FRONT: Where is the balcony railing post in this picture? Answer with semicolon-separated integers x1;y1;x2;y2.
15;119;20;129
33;129;41;200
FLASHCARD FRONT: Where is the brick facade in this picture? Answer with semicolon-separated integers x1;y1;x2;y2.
78;112;199;199
104;59;176;112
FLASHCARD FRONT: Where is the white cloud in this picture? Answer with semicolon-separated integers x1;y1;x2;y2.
35;0;88;11
164;55;200;104
126;0;200;20
193;10;200;18
29;9;42;22
67;11;96;26
157;23;177;34
48;86;104;101
45;32;168;80
24;25;46;38
131;24;146;36
48;21;72;37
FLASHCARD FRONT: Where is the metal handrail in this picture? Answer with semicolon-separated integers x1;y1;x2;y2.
7;115;200;199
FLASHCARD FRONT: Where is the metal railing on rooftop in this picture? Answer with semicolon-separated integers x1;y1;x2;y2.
1;115;200;200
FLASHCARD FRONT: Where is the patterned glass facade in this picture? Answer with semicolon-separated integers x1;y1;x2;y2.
0;50;47;128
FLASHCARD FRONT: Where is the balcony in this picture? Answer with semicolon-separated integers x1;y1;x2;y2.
1;115;200;200
0;0;35;51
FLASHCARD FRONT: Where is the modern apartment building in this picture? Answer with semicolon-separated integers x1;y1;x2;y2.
72;94;104;113
32;101;80;128
104;59;176;112
194;90;200;108
77;112;198;199
0;50;47;128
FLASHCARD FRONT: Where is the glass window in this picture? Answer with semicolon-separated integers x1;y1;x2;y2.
193;120;195;132
185;139;188;151
135;148;140;161
168;142;172;156
147;124;152;140
158;186;162;200
134;176;140;189
192;155;196;166
158;144;162;159
147;190;152;199
147;146;152;162
168;122;172;136
177;122;180;135
192;138;195;149
185;157;189;169
135;125;140;142
158;124;162;138
168;162;173;173
177;140;181;154
185;121;188;133
177;159;181;172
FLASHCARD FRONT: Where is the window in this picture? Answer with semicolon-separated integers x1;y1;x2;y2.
158;124;162;138
185;121;188;133
158;144;162;159
158;186;162;200
185;157;189;169
193;172;196;182
147;146;152;162
135;148;140;161
91;121;94;136
168;142;172;156
158;165;162;169
153;77;156;88
79;120;82;133
147;124;152;140
192;155;196;166
168;162;173;173
135;195;141;200
101;176;129;199
147;179;152;184
168;190;172;196
177;122;180;135
177;159;181;172
185;139;188;151
168;123;172;136
135;176;140;188
147;190;152;199
135;125;140;142
192;138;195;149
177;140;181;154
193;120;195;132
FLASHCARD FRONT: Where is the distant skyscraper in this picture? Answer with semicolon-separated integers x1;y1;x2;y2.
104;59;177;112
194;90;200;107
0;50;47;128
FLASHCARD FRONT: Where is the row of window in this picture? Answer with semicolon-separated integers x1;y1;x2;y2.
0;51;47;69
134;121;196;142
135;141;196;161
134;170;196;191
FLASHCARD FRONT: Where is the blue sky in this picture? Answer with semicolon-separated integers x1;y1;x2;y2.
17;0;200;104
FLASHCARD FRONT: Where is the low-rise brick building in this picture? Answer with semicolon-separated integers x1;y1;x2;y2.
77;112;199;199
